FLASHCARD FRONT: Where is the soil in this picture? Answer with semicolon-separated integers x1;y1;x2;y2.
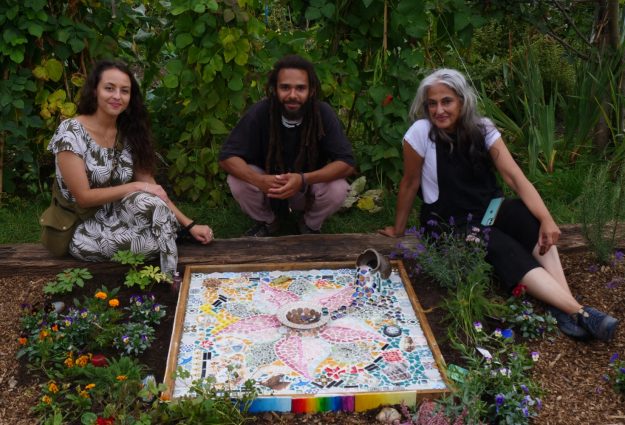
1;250;624;424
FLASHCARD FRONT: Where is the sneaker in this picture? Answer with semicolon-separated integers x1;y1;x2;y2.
297;219;320;235
576;306;619;341
243;220;279;237
546;306;590;341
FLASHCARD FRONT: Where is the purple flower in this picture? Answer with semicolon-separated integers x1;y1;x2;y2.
610;353;619;364
588;264;599;273
467;213;473;222
522;406;529;417
495;393;505;406
536;398;542;410
520;384;529;394
606;278;623;289
431;232;440;240
619;367;625;374
449;216;455;226
615;250;624;262
531;351;539;362
427;219;438;227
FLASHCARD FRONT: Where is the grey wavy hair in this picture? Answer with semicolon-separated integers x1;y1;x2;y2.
408;68;480;125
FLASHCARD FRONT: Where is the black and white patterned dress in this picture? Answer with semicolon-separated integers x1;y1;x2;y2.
48;118;180;274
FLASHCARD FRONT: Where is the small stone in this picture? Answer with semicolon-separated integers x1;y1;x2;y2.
51;301;65;313
376;406;401;423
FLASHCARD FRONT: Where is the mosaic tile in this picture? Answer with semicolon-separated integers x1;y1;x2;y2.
166;263;448;411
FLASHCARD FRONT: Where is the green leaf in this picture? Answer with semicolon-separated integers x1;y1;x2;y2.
228;75;243;91
163;74;179;88
69;38;85;53
320;3;335;18
32;65;47;81
45;58;63;82
166;59;184;74
206;0;219;12
27;22;43;37
175;33;194;49
362;0;374;7
207;117;229;134
9;48;24;63
305;7;322;20
223;8;235;23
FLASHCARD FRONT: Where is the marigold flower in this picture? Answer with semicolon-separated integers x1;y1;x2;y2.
41;395;52;405
116;375;128;381
64;357;74;368
108;298;120;308
18;337;27;345
95;291;107;300
48;382;59;394
85;383;96;390
76;355;89;367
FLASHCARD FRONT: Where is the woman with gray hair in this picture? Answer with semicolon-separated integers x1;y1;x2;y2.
380;68;618;342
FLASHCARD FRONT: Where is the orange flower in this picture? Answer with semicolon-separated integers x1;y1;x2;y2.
18;337;27;345
116;375;128;382
48;382;59;394
85;383;96;390
95;291;107;300
76;355;89;367
39;330;49;340
79;390;90;399
51;324;59;332
64;353;74;368
108;298;120;308
41;395;52;405
159;393;171;402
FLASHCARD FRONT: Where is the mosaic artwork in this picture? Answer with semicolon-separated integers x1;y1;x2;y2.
164;261;448;412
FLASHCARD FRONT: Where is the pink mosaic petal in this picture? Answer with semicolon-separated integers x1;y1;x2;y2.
316;286;355;312
217;314;281;335
259;283;300;308
320;325;386;344
275;335;310;379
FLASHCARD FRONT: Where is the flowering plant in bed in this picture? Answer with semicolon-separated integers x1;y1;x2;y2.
502;284;558;340
441;323;543;425
17;286;166;372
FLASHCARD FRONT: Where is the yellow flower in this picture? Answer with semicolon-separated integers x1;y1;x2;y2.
76;355;89;367
39;330;49;340
85;383;96;390
48;382;59;394
64;353;74;368
79;390;90;399
95;291;107;300
116;375;128;381
41;395;52;405
108;298;120;308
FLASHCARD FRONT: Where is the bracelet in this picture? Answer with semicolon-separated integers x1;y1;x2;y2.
299;172;308;193
185;221;196;231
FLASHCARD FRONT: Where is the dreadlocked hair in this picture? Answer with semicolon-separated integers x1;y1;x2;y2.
265;55;325;174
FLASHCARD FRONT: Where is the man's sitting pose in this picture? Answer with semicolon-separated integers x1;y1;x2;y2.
219;54;356;236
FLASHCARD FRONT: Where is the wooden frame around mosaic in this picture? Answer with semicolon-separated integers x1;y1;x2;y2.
163;260;450;412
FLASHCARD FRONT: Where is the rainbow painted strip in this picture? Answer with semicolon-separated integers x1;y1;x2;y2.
248;391;418;413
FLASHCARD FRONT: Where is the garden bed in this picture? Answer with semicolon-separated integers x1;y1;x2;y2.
0;247;624;424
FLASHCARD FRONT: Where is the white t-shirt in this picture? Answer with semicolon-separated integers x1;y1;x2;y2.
403;118;501;204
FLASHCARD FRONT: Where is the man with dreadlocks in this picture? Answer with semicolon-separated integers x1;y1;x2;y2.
219;55;356;236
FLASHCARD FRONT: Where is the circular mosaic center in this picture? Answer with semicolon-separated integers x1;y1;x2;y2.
277;301;330;330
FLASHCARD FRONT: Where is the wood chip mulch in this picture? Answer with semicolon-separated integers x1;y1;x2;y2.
1;250;624;424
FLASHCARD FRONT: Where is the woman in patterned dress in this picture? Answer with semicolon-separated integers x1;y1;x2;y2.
48;60;213;275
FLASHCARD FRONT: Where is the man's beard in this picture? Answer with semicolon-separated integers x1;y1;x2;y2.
281;99;309;120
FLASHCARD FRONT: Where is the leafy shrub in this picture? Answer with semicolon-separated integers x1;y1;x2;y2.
112;250;171;290
43;268;93;295
579;164;625;264
502;285;558;340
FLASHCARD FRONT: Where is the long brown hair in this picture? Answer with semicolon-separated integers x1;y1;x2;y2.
264;55;325;173
78;59;156;174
